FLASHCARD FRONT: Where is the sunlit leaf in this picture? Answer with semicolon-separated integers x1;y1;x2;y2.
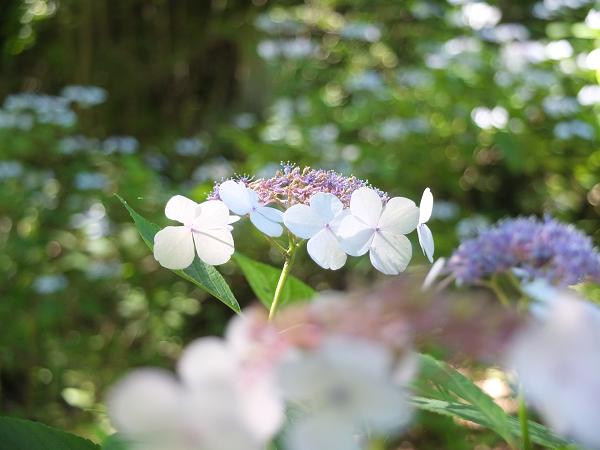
234;253;315;308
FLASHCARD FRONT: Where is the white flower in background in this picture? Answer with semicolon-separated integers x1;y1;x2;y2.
338;187;419;275
417;188;434;263
218;180;284;237
505;292;600;449
422;257;446;290
107;337;283;450
153;195;239;269
284;193;348;270
279;337;412;450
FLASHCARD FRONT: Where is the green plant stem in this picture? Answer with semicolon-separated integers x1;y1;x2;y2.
518;387;532;450
488;275;511;307
268;239;297;321
263;234;288;255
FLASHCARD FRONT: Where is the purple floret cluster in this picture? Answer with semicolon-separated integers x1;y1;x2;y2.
209;163;388;207
447;216;600;286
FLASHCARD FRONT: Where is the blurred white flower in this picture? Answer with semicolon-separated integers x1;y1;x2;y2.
505;293;600;449
577;84;600;106
417;188;434;263
218;180;284;237
471;106;509;129
461;2;501;30
554;120;595;140
545;40;573;60
585;9;600;29
284;193;349;270
338;187;419;275
279;337;412;450
107;337;283;450
153;196;239;269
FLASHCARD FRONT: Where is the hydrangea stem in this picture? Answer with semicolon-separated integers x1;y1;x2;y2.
268;237;298;321
518;387;532;450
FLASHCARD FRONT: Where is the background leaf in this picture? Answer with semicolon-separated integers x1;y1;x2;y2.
116;195;240;313
413;355;571;448
0;417;99;450
234;253;315;308
411;397;570;448
101;434;129;450
414;354;515;446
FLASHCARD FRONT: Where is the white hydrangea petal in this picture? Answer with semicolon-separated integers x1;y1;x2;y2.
307;229;347;270
309;193;344;223
350;187;383;228
417;223;434;263
165;195;200;224
419;188;433;224
337;214;374;256
246;188;261;207
284;415;360;450
177;338;237;388
369;231;412;275
219;180;252;215
256;206;283;223
228;215;241;224
422;257;446;290
250;210;284;237
192;228;235;265
358;381;411;433
153;226;195;269
319;337;393;378
379;197;419;235
283;204;323;239
194;200;232;229
240;376;285;441
107;369;183;435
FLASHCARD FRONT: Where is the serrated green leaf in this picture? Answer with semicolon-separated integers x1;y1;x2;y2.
234;253;315;308
416;354;516;447
0;416;100;450
116;195;240;313
412;396;570;448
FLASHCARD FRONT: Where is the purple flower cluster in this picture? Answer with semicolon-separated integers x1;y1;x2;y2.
209;163;388;207
447;216;600;286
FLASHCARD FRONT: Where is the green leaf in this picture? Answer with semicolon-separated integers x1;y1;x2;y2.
233;253;315;308
101;434;129;450
412;396;570;448
415;354;516;446
0;416;99;450
116;195;240;313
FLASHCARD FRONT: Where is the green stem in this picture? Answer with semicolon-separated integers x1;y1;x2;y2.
518;387;532;450
268;238;297;321
489;275;511;307
263;234;288;255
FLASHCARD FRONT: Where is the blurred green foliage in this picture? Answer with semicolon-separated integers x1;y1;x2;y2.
1;0;599;446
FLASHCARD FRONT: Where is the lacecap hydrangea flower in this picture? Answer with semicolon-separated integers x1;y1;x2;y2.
446;216;600;286
156;164;435;275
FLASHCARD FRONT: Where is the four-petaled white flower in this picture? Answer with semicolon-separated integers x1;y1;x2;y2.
417;188;434;263
283;193;349;270
107;337;284;450
153;195;239;270
218;180;284;237
278;337;413;450
338;187;419;275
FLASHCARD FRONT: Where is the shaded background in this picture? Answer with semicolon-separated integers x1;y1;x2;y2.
1;0;599;446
